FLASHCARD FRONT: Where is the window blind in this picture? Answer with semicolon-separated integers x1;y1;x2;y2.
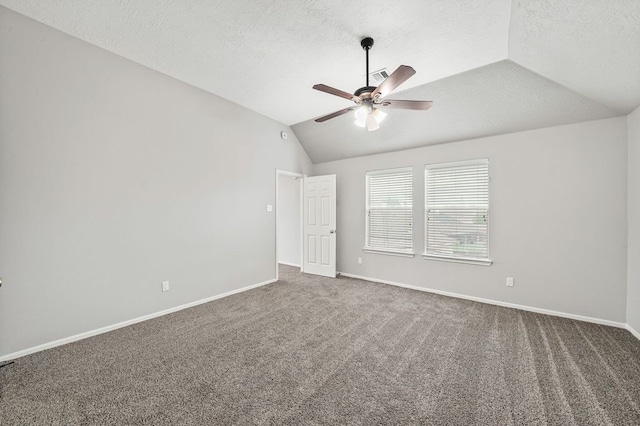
425;159;489;261
365;167;413;254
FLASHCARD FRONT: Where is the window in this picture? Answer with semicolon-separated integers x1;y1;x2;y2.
424;159;491;265
365;167;414;256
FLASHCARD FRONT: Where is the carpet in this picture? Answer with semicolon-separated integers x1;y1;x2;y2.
1;265;639;425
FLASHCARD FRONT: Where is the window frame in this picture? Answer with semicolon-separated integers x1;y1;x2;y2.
422;159;492;266
364;166;415;257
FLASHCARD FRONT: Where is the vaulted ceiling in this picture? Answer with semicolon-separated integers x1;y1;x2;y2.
2;0;639;163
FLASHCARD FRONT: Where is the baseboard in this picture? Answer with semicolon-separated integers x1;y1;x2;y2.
0;278;277;363
278;261;301;268
3;274;634;363
339;272;627;329
626;324;640;340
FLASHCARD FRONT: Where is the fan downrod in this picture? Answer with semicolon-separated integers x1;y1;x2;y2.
357;37;376;96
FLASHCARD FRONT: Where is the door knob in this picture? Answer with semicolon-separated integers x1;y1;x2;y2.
329;230;336;234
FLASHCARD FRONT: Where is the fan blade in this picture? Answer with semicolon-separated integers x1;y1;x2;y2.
378;100;433;110
371;65;416;99
315;107;357;123
313;84;358;102
366;113;380;131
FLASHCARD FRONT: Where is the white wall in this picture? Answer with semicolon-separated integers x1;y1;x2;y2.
314;118;628;323
0;8;312;358
628;106;640;333
277;175;301;266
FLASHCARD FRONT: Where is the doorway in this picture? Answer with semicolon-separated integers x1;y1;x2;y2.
275;170;304;280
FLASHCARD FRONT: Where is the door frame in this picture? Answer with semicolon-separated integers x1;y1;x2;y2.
275;169;305;280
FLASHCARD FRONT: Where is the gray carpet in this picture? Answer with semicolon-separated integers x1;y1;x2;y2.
1;265;639;425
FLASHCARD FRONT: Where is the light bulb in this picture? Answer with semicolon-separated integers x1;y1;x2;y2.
354;106;368;121
354;105;368;128
372;108;387;124
354;105;371;127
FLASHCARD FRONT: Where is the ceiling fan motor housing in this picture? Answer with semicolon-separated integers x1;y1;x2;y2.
354;86;377;98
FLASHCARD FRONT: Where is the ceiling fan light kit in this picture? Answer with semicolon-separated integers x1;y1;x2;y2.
354;105;386;128
313;37;433;131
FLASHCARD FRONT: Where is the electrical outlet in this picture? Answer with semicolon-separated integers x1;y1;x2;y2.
162;281;170;292
506;277;514;287
357;257;362;264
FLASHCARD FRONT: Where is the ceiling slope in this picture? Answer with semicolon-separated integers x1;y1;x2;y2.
509;0;640;114
1;0;637;164
292;60;619;163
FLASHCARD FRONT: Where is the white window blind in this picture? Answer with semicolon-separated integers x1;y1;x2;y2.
365;167;414;255
424;159;490;264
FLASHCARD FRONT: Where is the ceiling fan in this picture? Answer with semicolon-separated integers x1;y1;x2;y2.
313;37;433;131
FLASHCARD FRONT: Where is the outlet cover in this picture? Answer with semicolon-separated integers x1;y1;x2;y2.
162;281;170;292
357;257;362;264
506;277;514;287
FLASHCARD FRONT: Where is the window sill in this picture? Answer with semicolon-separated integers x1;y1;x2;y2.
421;254;493;266
363;248;415;258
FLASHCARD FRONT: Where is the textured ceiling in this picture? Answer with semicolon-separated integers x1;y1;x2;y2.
509;0;640;114
1;0;638;163
0;0;510;126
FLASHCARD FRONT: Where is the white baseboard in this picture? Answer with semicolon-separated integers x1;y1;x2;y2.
3;273;636;363
339;272;627;329
278;261;301;268
626;324;640;340
0;278;277;363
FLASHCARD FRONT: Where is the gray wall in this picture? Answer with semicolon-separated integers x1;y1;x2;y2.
0;5;635;359
0;8;312;358
628;106;640;332
277;175;301;266
314;118;628;323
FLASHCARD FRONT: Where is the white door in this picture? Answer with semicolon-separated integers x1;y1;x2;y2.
303;175;336;277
